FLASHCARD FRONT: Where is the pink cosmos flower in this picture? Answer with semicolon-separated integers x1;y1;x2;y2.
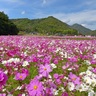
68;56;78;63
62;92;68;96
0;93;6;96
26;79;44;96
53;73;64;85
42;56;51;64
15;73;27;80
92;68;96;73
0;70;8;87
68;72;81;85
6;49;18;57
90;59;96;64
45;88;53;96
39;64;52;77
53;59;58;64
53;73;59;79
21;68;29;76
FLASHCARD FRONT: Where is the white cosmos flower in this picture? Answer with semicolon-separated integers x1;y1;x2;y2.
7;58;14;63
2;60;7;64
0;47;3;50
78;83;89;92
88;92;94;96
14;68;18;71
59;87;65;92
68;82;75;91
14;58;20;63
83;76;92;85
7;94;13;96
53;89;59;95
22;94;26;96
85;60;91;65
86;70;93;76
68;68;72;71
55;47;61;53
79;72;86;76
50;63;57;69
64;52;68;58
64;76;68;80
16;86;22;90
7;58;20;63
93;54;96;59
22;61;29;67
4;70;8;74
48;75;52;79
59;51;64;57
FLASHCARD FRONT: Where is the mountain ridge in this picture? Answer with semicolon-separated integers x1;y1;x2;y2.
11;16;95;35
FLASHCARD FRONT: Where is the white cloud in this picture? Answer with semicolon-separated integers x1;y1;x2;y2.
51;10;96;30
42;0;56;6
42;0;47;4
0;8;9;14
84;0;96;6
21;11;25;15
34;9;96;30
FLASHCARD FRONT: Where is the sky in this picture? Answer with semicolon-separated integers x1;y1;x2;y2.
0;0;96;30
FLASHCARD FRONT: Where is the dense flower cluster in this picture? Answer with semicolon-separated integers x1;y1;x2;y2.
0;36;96;96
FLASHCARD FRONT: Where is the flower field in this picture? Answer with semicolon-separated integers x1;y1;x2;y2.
0;36;96;96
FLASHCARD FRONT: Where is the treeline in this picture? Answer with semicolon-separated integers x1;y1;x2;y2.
0;12;19;35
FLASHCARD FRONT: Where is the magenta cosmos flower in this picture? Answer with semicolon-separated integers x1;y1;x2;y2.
0;93;6;96
15;73;27;80
0;70;8;87
39;64;52;77
26;79;44;96
62;92;68;96
92;68;96;73
68;72;81;85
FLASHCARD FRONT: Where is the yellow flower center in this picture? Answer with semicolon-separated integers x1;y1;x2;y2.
44;68;47;70
19;75;22;78
33;85;38;90
72;78;76;81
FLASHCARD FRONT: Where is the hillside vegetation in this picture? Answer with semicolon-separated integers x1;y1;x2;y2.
71;23;91;35
89;30;96;36
11;16;78;35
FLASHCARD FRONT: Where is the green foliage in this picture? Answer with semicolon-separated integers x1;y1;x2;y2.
89;30;96;36
0;11;19;35
11;16;78;35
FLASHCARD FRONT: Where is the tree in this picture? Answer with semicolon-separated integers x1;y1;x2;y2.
0;11;19;35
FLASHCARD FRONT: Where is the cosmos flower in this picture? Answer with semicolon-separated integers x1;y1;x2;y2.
15;73;27;80
92;68;96;73
0;93;6;96
62;92;68;96
68;72;81;85
39;64;52;77
0;70;8;87
26;78;44;96
68;82;75;91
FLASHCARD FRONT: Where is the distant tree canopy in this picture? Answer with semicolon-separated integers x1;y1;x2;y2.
0;11;19;35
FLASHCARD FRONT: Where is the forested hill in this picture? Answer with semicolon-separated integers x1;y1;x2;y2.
71;23;91;35
89;30;96;36
11;16;78;35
